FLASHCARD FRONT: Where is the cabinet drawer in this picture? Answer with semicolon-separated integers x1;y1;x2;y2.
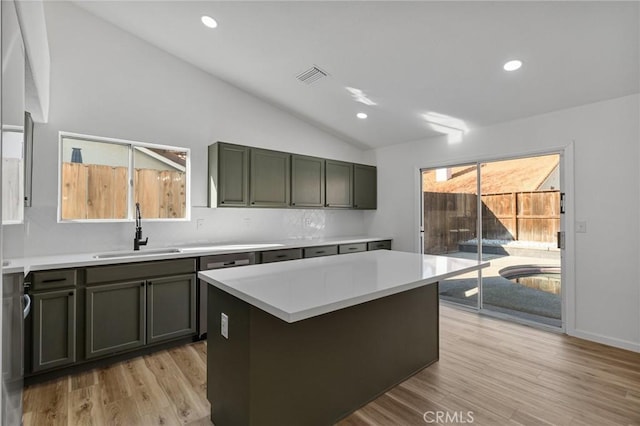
261;248;303;264
86;258;196;285
200;252;256;269
367;240;392;251
338;243;367;254
30;269;77;291
303;245;338;258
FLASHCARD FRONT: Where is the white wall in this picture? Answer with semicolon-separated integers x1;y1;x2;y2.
365;94;640;352
9;1;369;257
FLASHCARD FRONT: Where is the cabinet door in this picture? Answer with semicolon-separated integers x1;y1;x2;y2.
85;281;145;359
211;143;249;207
147;274;196;344
291;155;325;207
325;160;353;208
32;289;76;372
353;164;377;209
250;149;290;207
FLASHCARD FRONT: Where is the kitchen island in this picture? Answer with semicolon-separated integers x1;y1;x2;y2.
199;250;488;426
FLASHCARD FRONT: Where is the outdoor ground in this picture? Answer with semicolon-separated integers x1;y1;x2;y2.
439;248;562;327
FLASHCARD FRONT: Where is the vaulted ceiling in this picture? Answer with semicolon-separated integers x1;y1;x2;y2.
74;1;639;149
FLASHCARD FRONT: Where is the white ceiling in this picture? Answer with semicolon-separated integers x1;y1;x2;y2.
73;1;639;150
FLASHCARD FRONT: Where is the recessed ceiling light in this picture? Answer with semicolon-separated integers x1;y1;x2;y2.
357;112;368;119
503;60;523;71
201;15;218;29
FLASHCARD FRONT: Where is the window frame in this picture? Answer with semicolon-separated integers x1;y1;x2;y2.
57;131;191;223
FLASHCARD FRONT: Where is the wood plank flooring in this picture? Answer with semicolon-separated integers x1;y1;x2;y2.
23;305;640;425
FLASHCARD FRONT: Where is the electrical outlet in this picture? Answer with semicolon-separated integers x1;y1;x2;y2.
221;313;229;339
304;218;312;227
196;218;205;229
576;221;587;233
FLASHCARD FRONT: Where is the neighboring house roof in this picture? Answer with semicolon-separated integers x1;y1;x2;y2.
422;155;559;194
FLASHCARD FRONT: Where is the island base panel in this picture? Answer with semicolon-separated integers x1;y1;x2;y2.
208;283;439;426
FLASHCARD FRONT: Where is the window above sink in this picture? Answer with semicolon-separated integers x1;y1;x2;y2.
58;132;190;222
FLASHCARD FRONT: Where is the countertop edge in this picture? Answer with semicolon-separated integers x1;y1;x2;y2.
3;236;392;274
199;253;489;323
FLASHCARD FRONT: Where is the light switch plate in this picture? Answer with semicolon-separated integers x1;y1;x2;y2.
221;313;229;339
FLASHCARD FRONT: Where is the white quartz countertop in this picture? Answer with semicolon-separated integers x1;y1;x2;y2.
199;250;489;323
2;236;390;274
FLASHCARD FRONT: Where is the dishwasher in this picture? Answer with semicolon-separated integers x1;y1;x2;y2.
198;252;256;338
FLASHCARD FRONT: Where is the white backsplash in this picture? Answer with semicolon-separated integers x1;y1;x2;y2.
11;206;366;258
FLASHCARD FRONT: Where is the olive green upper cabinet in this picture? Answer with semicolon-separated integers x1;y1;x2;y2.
250;149;290;207
325;160;353;208
353;164;377;209
291;155;325;207
209;143;249;207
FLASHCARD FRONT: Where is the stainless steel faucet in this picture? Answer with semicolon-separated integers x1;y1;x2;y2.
134;202;148;251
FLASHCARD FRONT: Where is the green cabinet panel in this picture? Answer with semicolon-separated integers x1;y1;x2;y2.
85;280;145;359
291;155;325;207
367;240;392;250
32;289;76;372
325;160;353;208
353;164;377;209
86;258;195;285
209;143;249;207
250;149;290;207
147;274;196;344
209;142;377;210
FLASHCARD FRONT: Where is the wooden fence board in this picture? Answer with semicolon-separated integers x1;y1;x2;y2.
62;163;88;220
62;163;185;220
113;167;128;219
135;169;161;219
2;158;23;222
423;190;560;253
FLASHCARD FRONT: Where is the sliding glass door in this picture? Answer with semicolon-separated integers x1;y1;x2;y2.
421;164;480;309
421;154;563;327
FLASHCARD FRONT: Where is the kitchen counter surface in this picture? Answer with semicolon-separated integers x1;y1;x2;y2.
2;236;391;274
199;249;489;322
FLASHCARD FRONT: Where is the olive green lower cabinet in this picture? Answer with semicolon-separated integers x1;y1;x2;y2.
28;269;78;373
146;274;197;344
31;289;76;372
85;280;146;359
85;259;197;360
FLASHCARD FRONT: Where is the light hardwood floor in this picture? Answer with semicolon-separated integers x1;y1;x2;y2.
23;305;640;425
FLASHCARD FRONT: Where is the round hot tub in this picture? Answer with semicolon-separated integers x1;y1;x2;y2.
499;265;561;295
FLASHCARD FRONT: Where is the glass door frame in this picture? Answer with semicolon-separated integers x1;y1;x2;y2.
418;147;573;333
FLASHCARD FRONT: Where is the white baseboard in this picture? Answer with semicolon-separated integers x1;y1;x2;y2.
568;329;640;353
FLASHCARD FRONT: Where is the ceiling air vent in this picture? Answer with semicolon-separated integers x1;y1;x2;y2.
296;66;328;85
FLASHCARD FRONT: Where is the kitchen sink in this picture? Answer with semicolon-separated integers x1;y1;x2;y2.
93;248;182;259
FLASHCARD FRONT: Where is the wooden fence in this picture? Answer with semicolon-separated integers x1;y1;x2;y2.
423;190;560;254
61;162;186;220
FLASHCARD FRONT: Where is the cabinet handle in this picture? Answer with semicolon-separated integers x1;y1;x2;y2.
148;281;153;286
42;278;67;283
276;255;287;258
354;205;358;208
68;292;74;296
292;203;296;206
140;282;145;287
316;251;325;254
251;202;256;205
221;201;225;204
